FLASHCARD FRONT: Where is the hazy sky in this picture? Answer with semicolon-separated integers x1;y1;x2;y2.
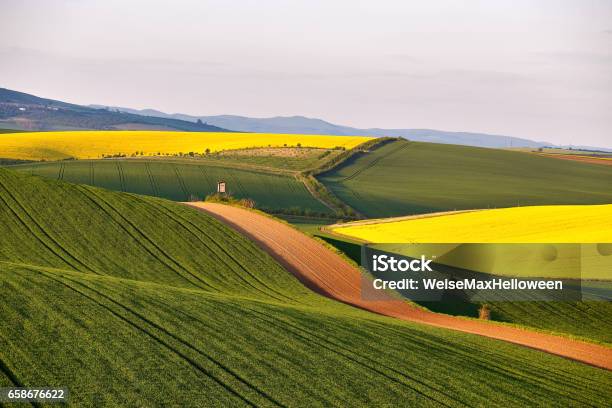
1;0;611;146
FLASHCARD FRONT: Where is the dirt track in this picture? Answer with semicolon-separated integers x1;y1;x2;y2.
537;153;612;166
186;202;612;370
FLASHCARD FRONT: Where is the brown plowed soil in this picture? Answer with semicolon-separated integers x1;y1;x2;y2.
186;202;612;370
537;153;612;166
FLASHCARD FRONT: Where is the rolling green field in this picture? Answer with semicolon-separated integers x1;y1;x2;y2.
9;159;331;214
318;140;612;217
1;168;610;406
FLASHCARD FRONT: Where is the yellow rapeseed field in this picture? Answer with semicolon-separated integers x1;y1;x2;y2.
0;131;373;161
330;204;612;243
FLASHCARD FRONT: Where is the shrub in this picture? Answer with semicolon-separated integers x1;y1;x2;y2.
478;304;491;320
205;193;256;209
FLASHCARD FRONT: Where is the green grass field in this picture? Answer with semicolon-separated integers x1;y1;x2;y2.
9;159;331;214
318;140;612;217
1;168;610;406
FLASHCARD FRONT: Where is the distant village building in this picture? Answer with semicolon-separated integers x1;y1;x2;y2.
217;180;226;194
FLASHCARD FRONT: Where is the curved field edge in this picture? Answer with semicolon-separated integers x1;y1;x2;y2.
318;139;612;218
0;130;373;161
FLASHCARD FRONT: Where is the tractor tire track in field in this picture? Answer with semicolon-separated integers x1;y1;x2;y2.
115;161;126;192
128;286;597;406
133;294;336;406
238;305;460;406
0;356;25;392
363;315;593;405
0;337;41;407
160;292;456;407
187;202;612;371
134;197;296;303
57;162;66;181
198;166;214;193
341;141;411;182
361;316;587;405
75;187;218;292
144;162;160;197
0;178;98;274
173;166;190;201
37;271;281;408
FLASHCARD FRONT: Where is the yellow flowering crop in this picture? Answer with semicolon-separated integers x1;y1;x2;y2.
0;131;373;161
331;204;612;243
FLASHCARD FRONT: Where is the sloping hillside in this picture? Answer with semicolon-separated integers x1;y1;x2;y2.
95;105;554;148
319;140;612;217
11;159;332;214
0;88;228;132
0;169;610;406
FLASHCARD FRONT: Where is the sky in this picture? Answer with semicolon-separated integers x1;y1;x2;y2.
1;0;611;147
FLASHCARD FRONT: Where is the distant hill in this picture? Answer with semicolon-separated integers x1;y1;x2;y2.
5;88;603;150
93;105;556;149
0;88;228;132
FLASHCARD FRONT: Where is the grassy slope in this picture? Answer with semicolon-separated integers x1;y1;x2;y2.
9;159;331;214
0;169;610;406
319;140;612;218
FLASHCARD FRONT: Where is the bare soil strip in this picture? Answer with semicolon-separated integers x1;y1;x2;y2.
185;202;612;370
537;153;612;166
